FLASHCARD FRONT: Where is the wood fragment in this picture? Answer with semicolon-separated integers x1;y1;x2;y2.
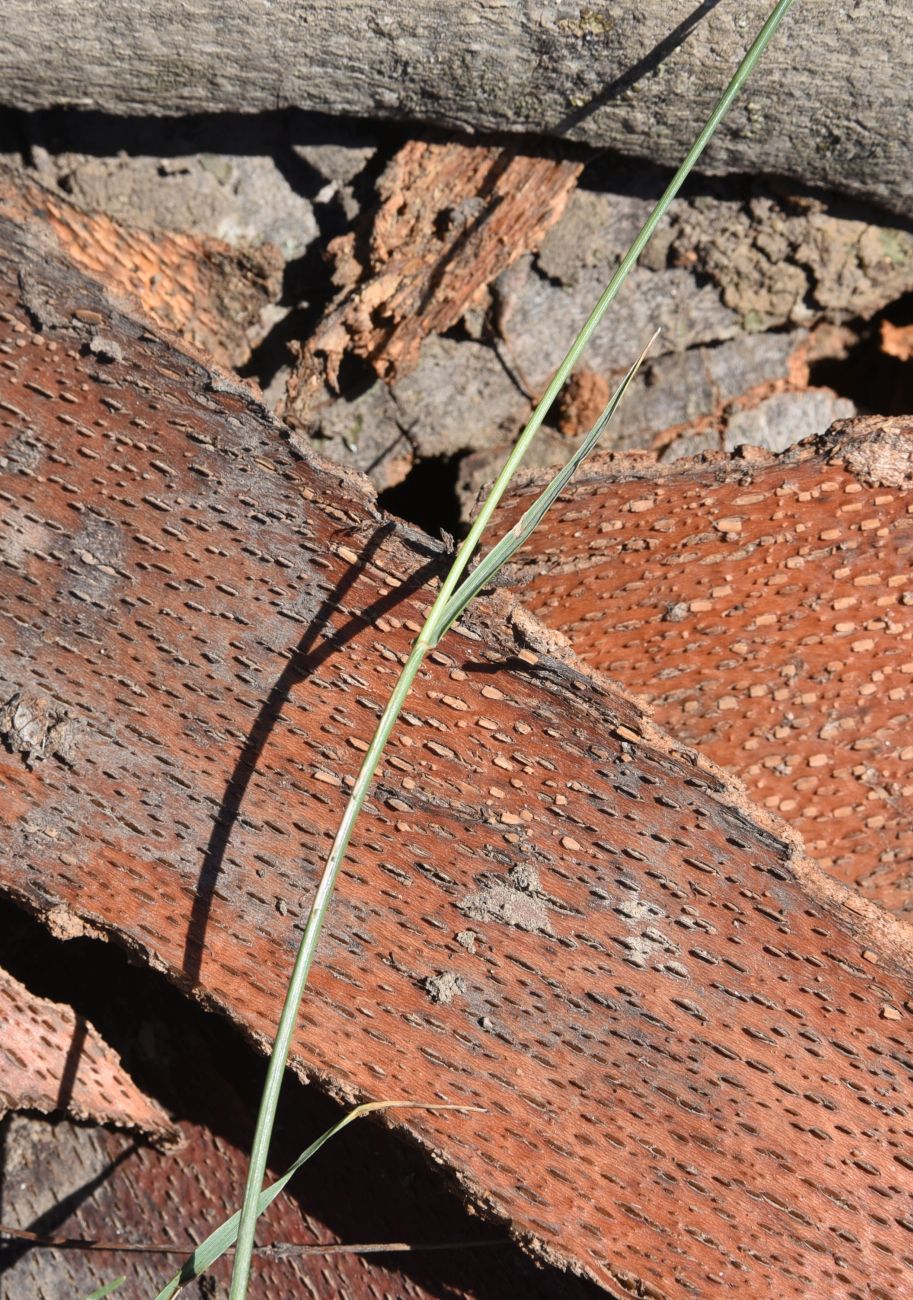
0;967;173;1139
3;211;913;1297
882;321;913;364
499;419;913;912
283;138;581;428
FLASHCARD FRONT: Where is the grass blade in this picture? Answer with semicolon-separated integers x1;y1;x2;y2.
82;1281;125;1299
434;330;658;640
227;4;798;1296
156;1101;478;1299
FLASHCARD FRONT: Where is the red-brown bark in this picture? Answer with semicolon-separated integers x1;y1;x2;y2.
0;966;172;1138
2;1071;594;1300
499;427;913;914
2;209;913;1297
0;165;281;371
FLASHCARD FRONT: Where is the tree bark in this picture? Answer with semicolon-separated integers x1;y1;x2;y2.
0;2;910;215
498;422;913;914
3;207;913;1298
0;966;173;1138
0;164;282;371
285;137;581;430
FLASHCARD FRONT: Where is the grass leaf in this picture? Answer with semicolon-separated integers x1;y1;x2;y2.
433;329;658;641
156;1101;480;1299
82;1280;126;1299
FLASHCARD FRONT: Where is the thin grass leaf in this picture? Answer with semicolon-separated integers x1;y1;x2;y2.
155;1100;480;1300
227;5;797;1296
81;1281;125;1299
434;330;658;642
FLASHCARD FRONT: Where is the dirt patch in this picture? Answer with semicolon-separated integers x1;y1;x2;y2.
458;864;554;936
668;191;913;331
421;970;466;1004
0;690;78;768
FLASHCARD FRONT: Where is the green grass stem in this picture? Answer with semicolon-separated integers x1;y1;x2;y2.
155;1102;476;1298
227;3;797;1295
434;329;658;639
82;1280;126;1299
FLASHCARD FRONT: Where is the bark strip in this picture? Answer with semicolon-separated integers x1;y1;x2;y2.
0;967;173;1139
498;425;913;914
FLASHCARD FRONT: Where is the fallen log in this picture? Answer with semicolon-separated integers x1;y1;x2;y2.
1;2;910;216
0;966;173;1139
2;209;913;1298
497;425;913;915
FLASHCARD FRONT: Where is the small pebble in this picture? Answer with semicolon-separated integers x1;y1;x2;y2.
89;335;124;363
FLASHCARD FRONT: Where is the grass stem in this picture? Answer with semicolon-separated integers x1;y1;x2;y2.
227;3;797;1295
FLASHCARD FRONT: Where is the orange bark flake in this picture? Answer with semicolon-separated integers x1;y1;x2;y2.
0;165;281;369
0;966;173;1138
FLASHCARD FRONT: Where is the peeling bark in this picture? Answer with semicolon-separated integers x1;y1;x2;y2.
0;165;282;370
882;322;913;365
284;137;581;430
0;967;173;1139
3;212;913;1297
500;419;913;913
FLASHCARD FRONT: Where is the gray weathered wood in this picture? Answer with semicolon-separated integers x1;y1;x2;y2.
0;2;910;215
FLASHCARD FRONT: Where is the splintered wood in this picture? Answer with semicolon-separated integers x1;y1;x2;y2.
284;138;581;426
0;165;281;370
0;966;173;1138
498;429;913;915
3;213;913;1298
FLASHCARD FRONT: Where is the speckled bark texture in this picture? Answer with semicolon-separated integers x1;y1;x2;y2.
499;423;913;914
0;966;173;1137
0;2;910;216
0;165;282;370
3;212;913;1297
